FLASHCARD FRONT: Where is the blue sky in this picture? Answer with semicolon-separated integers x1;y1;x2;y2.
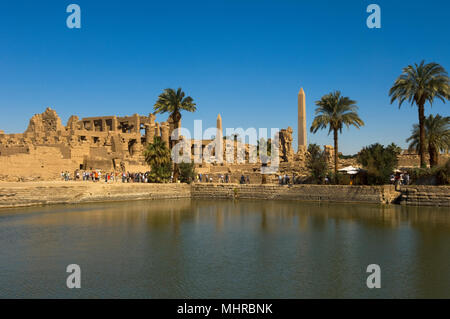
0;0;449;154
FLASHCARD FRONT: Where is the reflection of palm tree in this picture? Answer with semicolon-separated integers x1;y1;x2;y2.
154;88;197;180
310;91;364;178
389;61;450;167
406;114;450;167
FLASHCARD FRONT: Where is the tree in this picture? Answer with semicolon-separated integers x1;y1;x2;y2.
178;161;196;184
143;136;172;182
406;114;450;167
310;91;364;179
389;61;449;167
306;144;329;184
357;143;401;185
153;88;197;180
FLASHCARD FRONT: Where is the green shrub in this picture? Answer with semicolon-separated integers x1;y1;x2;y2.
357;143;401;185
306;144;329;184
435;159;450;185
178;161;196;184
143;136;172;183
406;159;450;185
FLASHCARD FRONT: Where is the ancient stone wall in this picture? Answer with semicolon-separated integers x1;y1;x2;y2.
0;182;191;208
399;185;450;207
192;184;398;204
398;153;450;167
1;182;449;209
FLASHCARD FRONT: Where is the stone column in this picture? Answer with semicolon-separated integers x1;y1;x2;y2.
155;122;161;137
161;122;170;147
145;124;155;145
112;116;118;131
133;114;141;133
149;113;156;126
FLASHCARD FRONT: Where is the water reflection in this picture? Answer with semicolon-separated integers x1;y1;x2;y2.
0;199;449;298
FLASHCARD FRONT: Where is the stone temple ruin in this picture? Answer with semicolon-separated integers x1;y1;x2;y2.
0;107;186;180
0;87;340;182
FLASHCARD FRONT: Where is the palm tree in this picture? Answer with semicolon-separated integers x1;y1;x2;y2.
406;114;450;167
153;88;197;180
143;136;172;182
389;61;449;167
310;91;364;178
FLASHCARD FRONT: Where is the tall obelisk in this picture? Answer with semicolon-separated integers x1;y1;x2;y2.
216;114;223;162
217;113;222;134
298;88;307;150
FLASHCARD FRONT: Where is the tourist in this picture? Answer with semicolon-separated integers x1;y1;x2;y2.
404;173;410;185
225;173;229;183
246;176;250;184
240;175;245;184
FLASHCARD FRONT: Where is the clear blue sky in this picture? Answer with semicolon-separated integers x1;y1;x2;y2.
0;0;448;154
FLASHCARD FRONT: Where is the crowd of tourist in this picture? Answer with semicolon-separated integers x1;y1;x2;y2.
61;170;411;185
196;173;253;184
196;173;236;183
61;170;155;183
390;172;410;185
62;170;299;185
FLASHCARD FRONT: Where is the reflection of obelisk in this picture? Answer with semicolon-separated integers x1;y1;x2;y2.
298;88;307;150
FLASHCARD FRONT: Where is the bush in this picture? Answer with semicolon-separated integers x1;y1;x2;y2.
435;159;450;185
143;136;172;183
327;172;350;185
147;163;172;183
406;159;450;185
357;143;401;185
178;161;196;184
306;144;329;184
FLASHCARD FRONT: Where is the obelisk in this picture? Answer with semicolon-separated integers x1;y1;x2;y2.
217;113;222;134
216;114;223;163
298;88;307;150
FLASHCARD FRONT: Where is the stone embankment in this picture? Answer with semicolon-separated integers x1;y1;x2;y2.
0;182;448;209
192;184;398;204
399;186;450;207
0;182;191;209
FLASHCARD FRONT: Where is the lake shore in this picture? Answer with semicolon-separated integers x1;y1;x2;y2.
0;181;448;209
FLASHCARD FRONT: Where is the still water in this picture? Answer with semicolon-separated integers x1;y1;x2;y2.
0;199;449;298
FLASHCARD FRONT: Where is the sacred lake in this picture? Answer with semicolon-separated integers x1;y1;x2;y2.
0;199;449;298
